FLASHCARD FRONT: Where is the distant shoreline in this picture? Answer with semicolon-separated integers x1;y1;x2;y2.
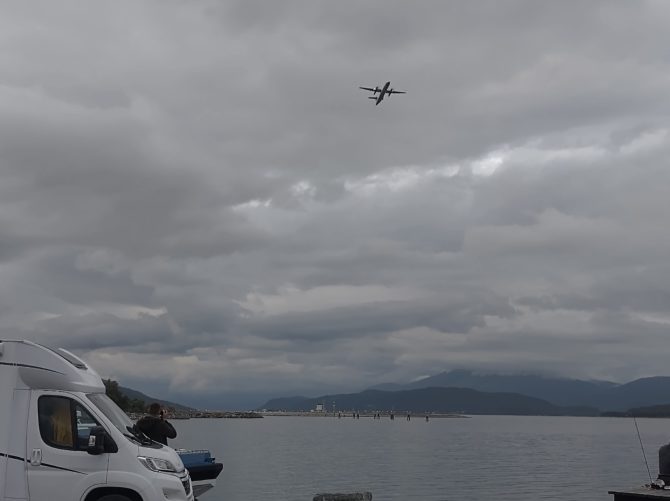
257;411;470;418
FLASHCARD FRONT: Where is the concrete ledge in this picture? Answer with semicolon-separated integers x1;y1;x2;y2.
610;487;670;500
313;493;372;501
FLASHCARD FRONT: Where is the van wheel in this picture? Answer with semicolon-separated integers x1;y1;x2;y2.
97;496;132;501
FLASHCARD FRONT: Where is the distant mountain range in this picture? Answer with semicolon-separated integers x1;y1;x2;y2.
259;370;670;415
367;370;670;411
261;387;596;415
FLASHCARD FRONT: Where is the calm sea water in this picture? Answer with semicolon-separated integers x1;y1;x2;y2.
170;415;670;501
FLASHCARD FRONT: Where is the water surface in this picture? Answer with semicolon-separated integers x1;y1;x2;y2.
171;415;668;501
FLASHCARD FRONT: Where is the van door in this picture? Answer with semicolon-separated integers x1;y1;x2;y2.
26;392;110;501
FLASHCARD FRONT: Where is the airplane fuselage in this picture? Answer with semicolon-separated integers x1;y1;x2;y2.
376;81;391;105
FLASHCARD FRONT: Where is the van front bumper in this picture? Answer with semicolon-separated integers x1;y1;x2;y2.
106;469;194;501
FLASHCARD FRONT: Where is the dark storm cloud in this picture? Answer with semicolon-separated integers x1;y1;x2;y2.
2;0;670;403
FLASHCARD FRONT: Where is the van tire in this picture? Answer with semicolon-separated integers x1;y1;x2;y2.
97;496;132;501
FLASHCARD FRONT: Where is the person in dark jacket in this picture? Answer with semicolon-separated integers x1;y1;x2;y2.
136;402;177;445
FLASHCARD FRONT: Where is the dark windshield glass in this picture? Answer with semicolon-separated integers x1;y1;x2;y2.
87;393;133;434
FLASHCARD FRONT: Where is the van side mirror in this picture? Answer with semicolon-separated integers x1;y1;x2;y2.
87;426;118;455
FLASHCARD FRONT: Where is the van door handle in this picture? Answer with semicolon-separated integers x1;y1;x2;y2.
30;448;42;466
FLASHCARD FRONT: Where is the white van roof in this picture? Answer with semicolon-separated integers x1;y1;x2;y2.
0;340;104;393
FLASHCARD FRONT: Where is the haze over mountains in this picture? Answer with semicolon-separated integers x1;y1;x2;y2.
119;385;194;412
260;370;670;414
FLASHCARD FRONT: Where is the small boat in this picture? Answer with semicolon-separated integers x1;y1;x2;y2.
176;449;224;498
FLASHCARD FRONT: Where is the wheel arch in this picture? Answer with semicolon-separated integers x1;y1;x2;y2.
84;486;144;501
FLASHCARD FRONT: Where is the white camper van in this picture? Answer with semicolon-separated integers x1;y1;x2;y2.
0;340;194;501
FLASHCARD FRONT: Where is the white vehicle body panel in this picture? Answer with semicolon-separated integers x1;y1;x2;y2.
0;340;194;501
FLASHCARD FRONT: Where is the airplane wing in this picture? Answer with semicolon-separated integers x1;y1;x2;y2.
388;90;406;94
359;86;376;92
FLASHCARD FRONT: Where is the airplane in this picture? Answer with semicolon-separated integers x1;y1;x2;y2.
359;81;406;105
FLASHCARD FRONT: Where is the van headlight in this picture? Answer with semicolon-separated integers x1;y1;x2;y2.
138;456;182;474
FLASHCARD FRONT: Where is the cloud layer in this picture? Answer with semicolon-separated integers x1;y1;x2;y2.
2;1;670;407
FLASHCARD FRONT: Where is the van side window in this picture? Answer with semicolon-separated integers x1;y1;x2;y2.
74;403;100;451
38;396;101;451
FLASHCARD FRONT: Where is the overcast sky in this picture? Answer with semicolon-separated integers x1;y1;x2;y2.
2;1;670;408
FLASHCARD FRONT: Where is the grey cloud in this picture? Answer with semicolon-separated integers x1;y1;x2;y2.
244;296;516;342
19;312;174;351
16;250;153;307
2;1;670;402
518;266;670;316
194;0;670;179
0;104;269;260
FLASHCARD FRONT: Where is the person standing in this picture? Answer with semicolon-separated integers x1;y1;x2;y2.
137;402;177;445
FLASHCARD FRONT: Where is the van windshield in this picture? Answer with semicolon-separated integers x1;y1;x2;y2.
87;393;134;434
